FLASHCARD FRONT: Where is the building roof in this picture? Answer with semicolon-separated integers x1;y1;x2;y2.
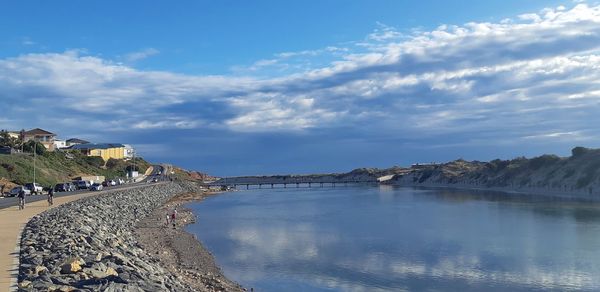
23;128;55;136
66;138;90;144
69;143;125;150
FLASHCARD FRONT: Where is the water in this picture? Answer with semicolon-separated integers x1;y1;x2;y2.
186;186;600;291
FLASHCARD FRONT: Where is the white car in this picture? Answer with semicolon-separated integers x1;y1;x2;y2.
90;183;103;191
9;186;31;197
24;183;43;195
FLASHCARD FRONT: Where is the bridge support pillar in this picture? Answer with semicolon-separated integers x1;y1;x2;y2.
296;183;299;188
308;183;311;187
284;184;287;188
247;185;249;189
259;184;262;189
320;183;323;187
271;184;274;188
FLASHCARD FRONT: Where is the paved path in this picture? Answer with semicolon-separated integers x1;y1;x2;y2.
0;182;162;291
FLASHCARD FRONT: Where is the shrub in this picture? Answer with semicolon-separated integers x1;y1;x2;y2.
22;141;46;155
529;155;561;170
83;156;105;168
1;162;14;172
105;158;120;169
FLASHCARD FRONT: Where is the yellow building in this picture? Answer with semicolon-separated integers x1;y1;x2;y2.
70;143;126;161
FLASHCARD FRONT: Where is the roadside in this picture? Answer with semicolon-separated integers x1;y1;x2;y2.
134;190;244;292
0;182;162;292
0;190;98;291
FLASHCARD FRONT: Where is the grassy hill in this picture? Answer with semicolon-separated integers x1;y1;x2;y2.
0;150;151;189
370;146;600;197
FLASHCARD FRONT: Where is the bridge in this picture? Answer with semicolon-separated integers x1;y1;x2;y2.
207;179;378;190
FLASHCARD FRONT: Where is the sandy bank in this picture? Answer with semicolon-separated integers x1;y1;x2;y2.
134;190;243;291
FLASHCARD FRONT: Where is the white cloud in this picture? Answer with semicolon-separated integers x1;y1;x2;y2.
2;3;600;150
124;48;160;62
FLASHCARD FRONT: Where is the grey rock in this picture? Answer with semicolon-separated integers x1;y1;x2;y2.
17;183;194;291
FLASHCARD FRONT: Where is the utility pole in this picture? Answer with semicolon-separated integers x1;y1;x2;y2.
33;142;36;185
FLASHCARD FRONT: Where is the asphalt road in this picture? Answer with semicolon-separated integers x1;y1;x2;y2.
0;165;169;210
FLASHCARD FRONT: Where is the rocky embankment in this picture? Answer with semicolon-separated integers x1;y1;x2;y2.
17;183;209;291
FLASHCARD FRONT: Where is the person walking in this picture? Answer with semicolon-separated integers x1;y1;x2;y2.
47;187;54;206
171;208;177;228
17;188;25;210
165;212;170;226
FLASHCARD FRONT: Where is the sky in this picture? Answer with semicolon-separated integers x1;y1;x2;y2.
1;0;600;176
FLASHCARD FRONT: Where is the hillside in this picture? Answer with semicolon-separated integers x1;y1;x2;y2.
383;147;600;197
220;147;600;198
0;150;151;189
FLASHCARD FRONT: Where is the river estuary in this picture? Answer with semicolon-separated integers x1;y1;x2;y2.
186;186;600;291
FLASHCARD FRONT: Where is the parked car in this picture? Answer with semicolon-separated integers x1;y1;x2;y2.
102;180;116;187
9;186;31;197
90;183;103;191
24;183;43;195
54;183;68;192
74;180;91;190
66;182;77;192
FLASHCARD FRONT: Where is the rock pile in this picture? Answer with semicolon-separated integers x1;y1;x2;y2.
17;183;197;292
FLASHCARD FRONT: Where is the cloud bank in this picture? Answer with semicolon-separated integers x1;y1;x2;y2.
2;3;600;168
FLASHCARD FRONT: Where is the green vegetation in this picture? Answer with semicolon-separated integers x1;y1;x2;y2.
528;154;561;170
0;130;22;149
0;150;151;188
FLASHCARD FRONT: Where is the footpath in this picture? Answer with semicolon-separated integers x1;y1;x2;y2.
0;184;148;291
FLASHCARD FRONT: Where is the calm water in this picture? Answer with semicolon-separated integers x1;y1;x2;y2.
186;186;600;291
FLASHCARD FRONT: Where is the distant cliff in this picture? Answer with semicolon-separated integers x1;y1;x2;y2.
221;147;600;199
383;147;600;198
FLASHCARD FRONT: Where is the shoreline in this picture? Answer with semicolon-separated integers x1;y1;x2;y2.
134;189;244;292
390;181;600;202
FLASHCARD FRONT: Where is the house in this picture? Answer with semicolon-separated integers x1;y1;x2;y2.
21;128;56;151
53;139;67;149
7;131;20;140
123;144;135;159
69;143;126;161
66;138;90;147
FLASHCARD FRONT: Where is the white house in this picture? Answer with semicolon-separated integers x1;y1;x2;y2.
124;144;135;159
53;139;67;149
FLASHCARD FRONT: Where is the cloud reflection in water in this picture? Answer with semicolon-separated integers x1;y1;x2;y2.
188;187;600;291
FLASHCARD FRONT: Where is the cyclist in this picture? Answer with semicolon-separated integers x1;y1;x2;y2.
17;188;25;210
47;187;54;206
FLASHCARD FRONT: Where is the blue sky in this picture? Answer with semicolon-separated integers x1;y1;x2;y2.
1;1;599;176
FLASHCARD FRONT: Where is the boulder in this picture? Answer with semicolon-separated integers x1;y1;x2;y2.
60;259;82;274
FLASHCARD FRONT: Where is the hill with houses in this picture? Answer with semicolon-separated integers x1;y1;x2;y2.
0;127;212;191
0;128;149;190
